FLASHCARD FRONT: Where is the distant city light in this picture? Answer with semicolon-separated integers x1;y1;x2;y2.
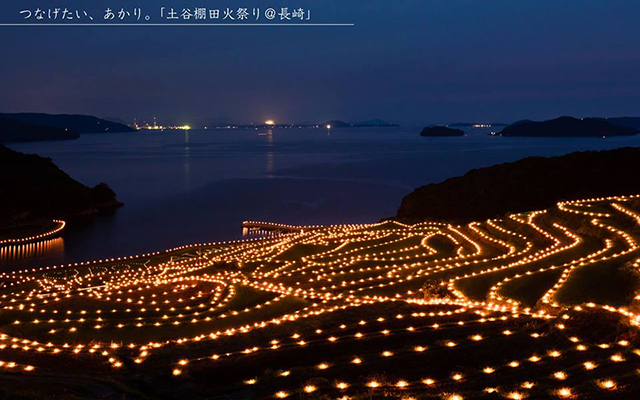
265;120;275;126
136;119;192;131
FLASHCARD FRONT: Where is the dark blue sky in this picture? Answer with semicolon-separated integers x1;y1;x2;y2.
1;0;639;125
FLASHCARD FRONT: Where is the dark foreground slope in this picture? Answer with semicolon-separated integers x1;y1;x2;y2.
0;144;122;224
396;147;640;224
0;117;80;143
0;113;135;133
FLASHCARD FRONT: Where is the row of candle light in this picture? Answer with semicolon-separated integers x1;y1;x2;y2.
0;194;639;400
0;219;65;245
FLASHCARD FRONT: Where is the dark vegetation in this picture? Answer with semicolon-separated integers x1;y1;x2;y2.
0;118;79;143
0;144;122;225
0;113;135;134
396;147;640;224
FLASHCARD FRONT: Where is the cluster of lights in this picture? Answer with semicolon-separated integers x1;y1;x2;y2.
0;220;65;245
1;195;640;399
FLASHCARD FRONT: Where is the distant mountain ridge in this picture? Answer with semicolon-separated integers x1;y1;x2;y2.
322;119;399;128
499;116;638;137
420;126;464;137
0;113;135;134
0;118;79;143
601;117;640;130
448;122;508;127
206;119;399;129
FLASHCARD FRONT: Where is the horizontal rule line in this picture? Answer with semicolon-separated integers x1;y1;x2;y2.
0;23;355;27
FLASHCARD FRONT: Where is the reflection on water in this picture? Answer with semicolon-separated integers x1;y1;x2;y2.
264;129;274;177
0;238;64;265
184;129;191;192
6;127;640;271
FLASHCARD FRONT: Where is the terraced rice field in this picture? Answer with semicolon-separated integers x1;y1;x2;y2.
1;195;640;399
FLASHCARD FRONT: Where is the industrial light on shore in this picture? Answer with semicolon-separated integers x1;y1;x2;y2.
265;120;275;126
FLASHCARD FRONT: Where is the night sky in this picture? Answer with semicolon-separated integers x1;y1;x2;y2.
1;0;639;125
